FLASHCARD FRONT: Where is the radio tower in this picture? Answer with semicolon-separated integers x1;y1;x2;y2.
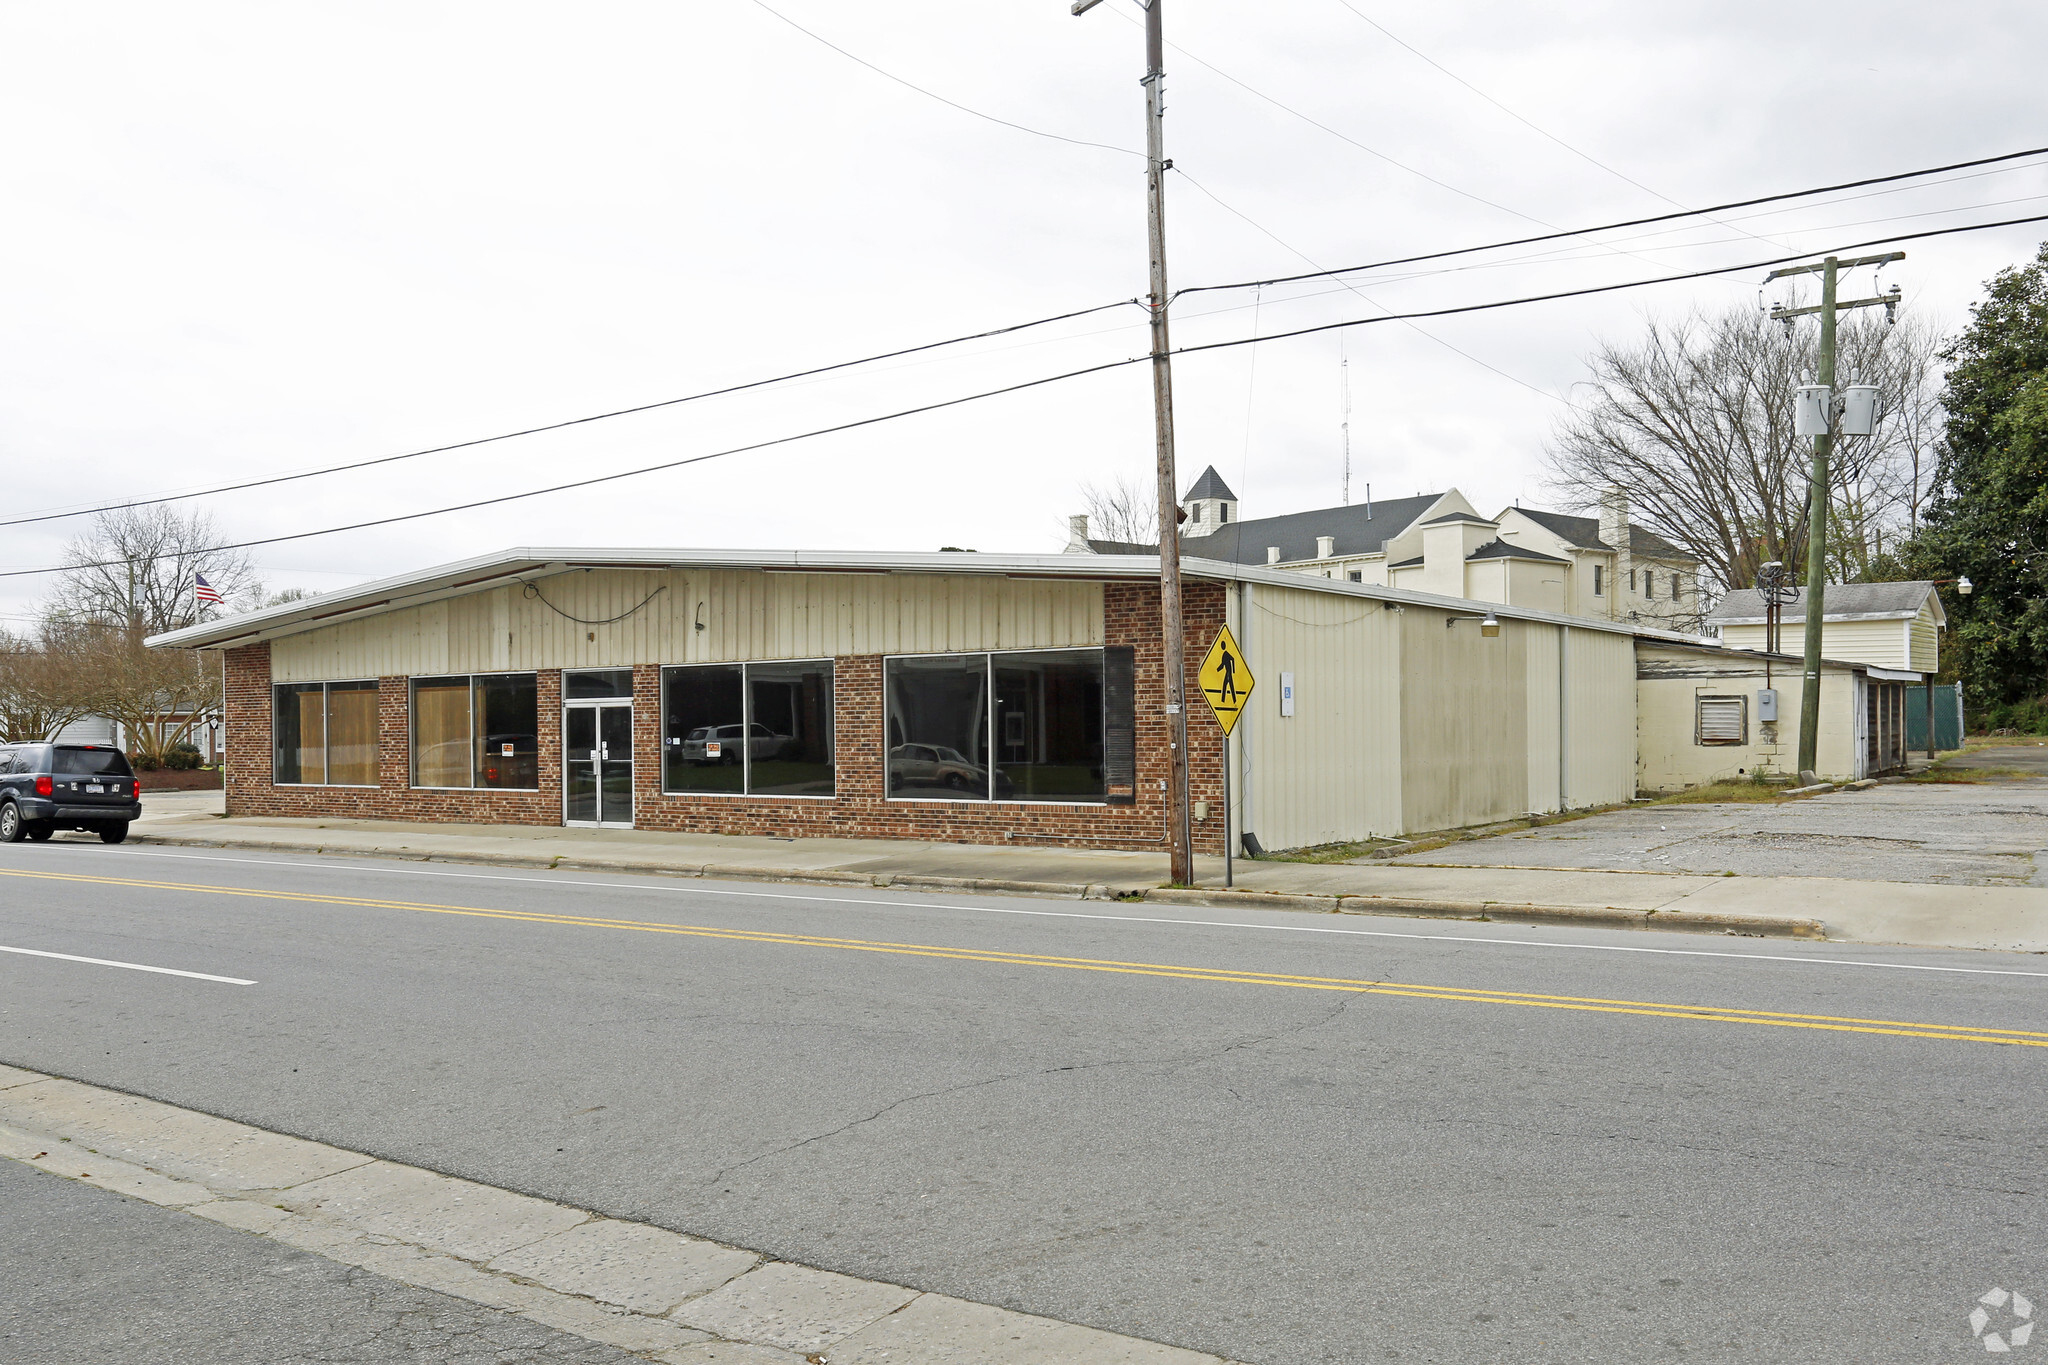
1340;337;1353;505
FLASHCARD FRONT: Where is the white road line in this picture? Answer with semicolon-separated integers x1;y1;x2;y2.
68;847;2048;981
0;943;256;985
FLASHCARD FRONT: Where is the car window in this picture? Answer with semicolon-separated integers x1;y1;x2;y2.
0;748;14;775
53;747;135;777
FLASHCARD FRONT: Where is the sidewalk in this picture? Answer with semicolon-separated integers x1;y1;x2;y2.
114;802;2048;953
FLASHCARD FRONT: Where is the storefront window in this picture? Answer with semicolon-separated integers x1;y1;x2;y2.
749;660;835;796
886;655;991;800
663;665;745;793
887;650;1111;803
274;681;378;786
995;651;1105;801
661;661;834;797
411;673;538;789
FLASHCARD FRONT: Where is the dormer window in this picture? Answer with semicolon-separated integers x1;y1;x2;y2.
1219;505;1229;524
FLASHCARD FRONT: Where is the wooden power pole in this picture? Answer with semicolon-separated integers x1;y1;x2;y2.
1074;0;1193;882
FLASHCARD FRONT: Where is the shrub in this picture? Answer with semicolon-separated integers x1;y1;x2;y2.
165;742;203;770
1975;696;2048;735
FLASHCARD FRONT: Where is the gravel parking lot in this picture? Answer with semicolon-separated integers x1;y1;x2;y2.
1390;749;2048;887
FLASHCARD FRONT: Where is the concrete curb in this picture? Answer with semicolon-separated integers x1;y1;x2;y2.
1145;886;1825;939
0;1066;1236;1365
122;829;1828;940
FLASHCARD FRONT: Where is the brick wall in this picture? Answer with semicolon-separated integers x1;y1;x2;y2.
222;580;1228;853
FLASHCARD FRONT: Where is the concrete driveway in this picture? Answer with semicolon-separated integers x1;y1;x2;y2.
1390;758;2048;887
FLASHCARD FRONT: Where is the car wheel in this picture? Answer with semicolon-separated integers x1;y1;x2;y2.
945;773;968;791
98;823;129;845
26;823;52;842
0;803;22;843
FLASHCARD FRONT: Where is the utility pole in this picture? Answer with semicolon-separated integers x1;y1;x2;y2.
1766;251;1902;781
1074;0;1194;883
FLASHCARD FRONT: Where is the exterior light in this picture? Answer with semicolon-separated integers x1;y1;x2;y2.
1480;612;1501;638
1958;576;1973;595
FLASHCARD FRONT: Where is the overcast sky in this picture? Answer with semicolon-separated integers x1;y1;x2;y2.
3;0;2044;622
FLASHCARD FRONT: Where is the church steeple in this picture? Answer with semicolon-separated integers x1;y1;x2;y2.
1181;466;1239;538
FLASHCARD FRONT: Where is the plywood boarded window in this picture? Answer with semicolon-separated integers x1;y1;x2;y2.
274;680;378;785
1696;694;1747;745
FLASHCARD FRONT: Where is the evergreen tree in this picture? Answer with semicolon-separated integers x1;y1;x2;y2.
1910;243;2048;719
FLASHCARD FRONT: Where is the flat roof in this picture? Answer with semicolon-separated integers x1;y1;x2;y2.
147;546;1689;650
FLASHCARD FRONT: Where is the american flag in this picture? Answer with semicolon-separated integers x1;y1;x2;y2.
194;572;224;606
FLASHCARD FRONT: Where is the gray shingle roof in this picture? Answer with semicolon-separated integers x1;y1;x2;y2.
1420;511;1498;526
1709;582;1936;623
1465;539;1568;563
1509;508;1697;562
1182;466;1238;502
1175;493;1446;566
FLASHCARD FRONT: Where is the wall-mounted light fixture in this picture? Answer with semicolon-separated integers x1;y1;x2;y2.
1447;611;1502;637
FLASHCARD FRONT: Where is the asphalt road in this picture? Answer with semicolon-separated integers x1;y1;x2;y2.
0;1160;638;1365
3;843;2045;1364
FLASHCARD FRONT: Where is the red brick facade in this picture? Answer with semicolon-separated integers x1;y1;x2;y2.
224;580;1226;853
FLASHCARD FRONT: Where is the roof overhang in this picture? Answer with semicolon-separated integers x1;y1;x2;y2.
1712;609;1921;626
147;545;1685;651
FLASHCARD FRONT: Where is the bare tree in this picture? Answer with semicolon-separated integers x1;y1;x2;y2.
50;505;255;637
63;627;221;769
1075;475;1159;547
1544;304;1944;597
0;619;107;742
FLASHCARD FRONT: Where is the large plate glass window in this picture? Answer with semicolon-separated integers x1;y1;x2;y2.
661;661;834;797
994;650;1104;801
273;681;378;786
885;649;1110;803
886;655;991;800
410;673;539;789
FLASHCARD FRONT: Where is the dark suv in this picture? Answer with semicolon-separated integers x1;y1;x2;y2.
0;744;142;844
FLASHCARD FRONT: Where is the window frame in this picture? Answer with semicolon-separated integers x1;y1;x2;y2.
408;671;541;791
883;647;1110;807
659;659;836;800
273;679;381;788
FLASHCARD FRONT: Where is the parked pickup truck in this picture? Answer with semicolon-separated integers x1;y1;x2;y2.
0;744;142;843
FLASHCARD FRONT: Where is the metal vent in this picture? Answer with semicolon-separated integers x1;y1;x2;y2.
1696;695;1747;745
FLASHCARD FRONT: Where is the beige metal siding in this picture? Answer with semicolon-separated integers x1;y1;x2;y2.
1237;584;1403;850
1563;628;1637;807
270;571;1104;681
1399;611;1529;832
1524;625;1561;813
1910;606;1940;673
1722;618;1907;669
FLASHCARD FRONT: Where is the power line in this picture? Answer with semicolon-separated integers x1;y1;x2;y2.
751;1;1140;157
1179;144;2048;298
1325;0;1793;255
1169;209;2048;361
0;298;1142;531
1173;167;1566;404
17;148;2035;536
20;209;2048;585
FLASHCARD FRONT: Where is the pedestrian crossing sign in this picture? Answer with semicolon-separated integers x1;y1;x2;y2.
1197;624;1254;736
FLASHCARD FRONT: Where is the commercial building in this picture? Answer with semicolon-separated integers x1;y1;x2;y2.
150;548;1650;853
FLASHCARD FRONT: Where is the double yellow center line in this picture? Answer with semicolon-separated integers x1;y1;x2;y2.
9;864;2046;1049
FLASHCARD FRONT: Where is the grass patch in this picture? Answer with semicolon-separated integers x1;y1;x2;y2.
1259;804;1620;863
1648;779;1800;805
1903;765;2036;784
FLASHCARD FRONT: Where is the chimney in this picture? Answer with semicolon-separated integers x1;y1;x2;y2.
1064;514;1091;554
1597;487;1628;551
1316;535;1336;559
1266;546;1282;565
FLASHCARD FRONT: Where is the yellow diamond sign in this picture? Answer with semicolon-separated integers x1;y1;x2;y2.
1197;624;1255;736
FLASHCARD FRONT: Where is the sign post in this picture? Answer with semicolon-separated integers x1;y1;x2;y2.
1196;625;1255;887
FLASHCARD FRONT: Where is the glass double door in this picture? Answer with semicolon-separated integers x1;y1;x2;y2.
564;703;633;827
